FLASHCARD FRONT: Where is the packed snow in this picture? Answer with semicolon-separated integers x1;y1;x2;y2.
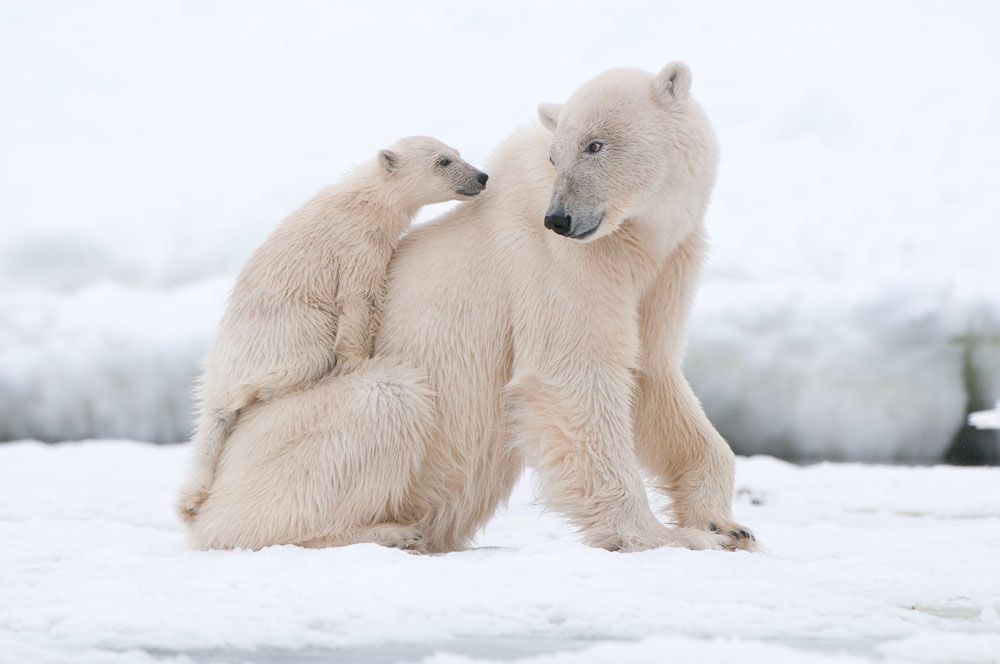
0;4;998;458
2;440;999;663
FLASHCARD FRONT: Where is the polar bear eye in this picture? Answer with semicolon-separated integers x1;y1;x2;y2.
586;141;603;154
438;157;452;167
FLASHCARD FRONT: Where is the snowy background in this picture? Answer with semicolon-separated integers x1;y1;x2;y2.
3;2;1000;662
1;0;998;462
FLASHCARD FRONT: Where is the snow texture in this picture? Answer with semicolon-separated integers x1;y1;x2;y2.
1;1;998;460
2;440;999;663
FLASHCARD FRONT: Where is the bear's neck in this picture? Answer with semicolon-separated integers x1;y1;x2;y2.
541;205;705;307
337;164;420;232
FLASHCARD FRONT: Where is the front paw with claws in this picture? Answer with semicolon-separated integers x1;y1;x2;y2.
707;521;757;551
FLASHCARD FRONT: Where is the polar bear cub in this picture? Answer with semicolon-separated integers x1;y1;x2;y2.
175;137;488;522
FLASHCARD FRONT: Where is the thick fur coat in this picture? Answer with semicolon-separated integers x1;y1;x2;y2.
185;64;755;553
175;137;486;522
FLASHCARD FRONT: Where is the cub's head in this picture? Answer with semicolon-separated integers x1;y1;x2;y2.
378;136;488;207
537;62;716;243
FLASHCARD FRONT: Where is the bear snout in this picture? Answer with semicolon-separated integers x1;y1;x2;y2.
544;211;572;236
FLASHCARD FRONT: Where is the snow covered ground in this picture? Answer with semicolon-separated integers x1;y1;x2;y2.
1;2;998;459
2;440;1000;663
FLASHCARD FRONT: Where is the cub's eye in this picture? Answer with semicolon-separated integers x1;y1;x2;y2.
437;157;452;167
586;141;603;154
549;156;555;166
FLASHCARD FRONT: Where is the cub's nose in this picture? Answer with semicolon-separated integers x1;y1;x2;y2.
544;212;572;236
476;171;489;186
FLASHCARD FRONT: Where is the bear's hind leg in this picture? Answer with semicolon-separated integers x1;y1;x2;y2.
186;357;435;552
175;406;241;523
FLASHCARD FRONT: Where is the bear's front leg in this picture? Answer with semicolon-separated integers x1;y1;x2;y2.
505;372;728;552
333;293;376;373
633;367;756;551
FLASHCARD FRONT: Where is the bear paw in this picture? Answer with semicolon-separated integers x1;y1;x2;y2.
704;520;757;552
676;509;758;552
174;486;210;524
370;524;427;553
611;526;730;552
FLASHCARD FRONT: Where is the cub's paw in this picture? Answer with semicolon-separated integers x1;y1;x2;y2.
174;486;209;523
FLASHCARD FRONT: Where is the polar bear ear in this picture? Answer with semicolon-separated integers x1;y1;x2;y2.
378;149;398;174
537;103;562;132
653;61;691;102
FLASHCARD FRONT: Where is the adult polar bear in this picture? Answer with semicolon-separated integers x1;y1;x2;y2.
187;62;755;553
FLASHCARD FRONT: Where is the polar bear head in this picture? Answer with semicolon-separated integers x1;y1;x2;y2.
378;136;489;206
537;62;717;244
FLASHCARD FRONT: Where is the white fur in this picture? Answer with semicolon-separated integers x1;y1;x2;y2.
185;64;755;553
175;137;485;523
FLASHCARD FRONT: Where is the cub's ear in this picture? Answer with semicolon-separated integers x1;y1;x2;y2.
537;102;562;132
653;61;691;102
378;149;398;173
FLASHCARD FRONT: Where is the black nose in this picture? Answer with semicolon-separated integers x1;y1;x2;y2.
544;212;572;236
476;171;489;186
